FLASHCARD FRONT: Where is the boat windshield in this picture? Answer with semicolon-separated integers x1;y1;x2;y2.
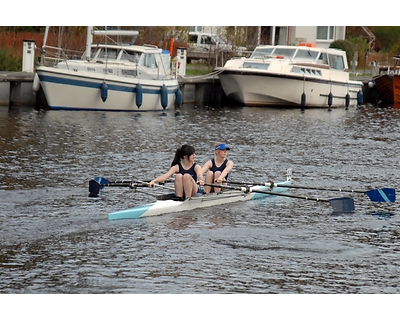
251;47;274;59
294;49;319;61
121;50;140;63
95;48;119;60
272;48;297;58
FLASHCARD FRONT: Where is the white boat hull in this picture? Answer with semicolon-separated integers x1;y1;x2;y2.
37;67;179;111
108;182;290;220
219;71;362;107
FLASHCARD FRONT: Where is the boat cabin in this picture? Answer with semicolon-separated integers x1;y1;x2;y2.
54;43;173;80
247;45;347;71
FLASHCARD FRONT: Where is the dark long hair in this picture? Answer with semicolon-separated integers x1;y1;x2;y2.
171;144;195;167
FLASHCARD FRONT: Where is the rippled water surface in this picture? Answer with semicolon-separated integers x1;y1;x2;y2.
1;104;399;295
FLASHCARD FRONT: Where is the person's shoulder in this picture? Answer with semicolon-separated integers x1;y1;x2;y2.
171;163;180;171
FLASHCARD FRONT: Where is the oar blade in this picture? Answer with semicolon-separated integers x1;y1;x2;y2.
329;197;355;213
94;176;109;189
366;188;396;202
89;179;101;197
89;177;110;197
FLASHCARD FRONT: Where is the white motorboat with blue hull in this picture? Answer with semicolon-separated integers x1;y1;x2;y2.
37;67;180;111
35;27;181;112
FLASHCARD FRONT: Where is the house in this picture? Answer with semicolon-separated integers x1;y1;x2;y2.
189;26;346;48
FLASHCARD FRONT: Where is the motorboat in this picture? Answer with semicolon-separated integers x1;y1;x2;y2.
34;27;181;111
217;44;363;108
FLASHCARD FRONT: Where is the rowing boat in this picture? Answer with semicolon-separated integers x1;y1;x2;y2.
91;167;386;219
107;181;292;220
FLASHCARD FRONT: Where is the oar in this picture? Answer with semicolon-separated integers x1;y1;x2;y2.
203;183;355;213
89;177;174;197
134;179;175;191
228;180;395;203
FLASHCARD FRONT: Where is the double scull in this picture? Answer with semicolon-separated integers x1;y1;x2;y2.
89;169;293;220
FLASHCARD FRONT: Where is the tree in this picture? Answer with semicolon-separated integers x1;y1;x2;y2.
347;36;369;65
373;26;400;53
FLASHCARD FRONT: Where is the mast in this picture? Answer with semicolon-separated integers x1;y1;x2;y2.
86;26;93;61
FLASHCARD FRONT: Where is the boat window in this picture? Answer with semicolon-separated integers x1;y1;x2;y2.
97;48;118;60
317;52;328;65
250;47;274;59
142;53;157;68
121;50;140;63
271;48;296;58
294;49;319;61
122;69;137;76
90;47;98;59
102;68;114;74
328;54;345;70
291;66;322;76
242;62;270;70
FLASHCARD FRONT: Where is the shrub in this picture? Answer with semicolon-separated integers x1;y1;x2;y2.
0;48;22;71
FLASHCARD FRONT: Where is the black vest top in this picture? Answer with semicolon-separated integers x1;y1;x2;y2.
178;163;197;181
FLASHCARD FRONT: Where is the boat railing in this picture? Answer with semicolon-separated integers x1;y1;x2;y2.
38;45;85;67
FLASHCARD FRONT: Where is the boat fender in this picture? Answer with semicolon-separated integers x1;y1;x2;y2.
328;92;333;107
32;73;40;93
136;84;143;108
161;84;168;109
100;82;108;102
345;93;350;107
357;90;363;105
301;92;306;107
175;88;182;107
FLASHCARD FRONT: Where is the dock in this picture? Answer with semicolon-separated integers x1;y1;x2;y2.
0;72;38;106
0;71;379;108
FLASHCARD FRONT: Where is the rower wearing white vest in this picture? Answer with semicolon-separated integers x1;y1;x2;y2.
202;142;234;194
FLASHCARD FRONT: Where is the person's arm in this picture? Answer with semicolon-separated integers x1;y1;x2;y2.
216;160;234;182
149;165;178;187
195;164;204;185
201;160;212;175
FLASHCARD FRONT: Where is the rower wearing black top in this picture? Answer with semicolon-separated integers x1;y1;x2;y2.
149;144;204;200
202;142;234;194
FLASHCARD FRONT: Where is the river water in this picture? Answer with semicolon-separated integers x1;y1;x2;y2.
1;103;399;300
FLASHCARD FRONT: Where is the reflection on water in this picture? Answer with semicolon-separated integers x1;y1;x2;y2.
0;104;399;294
